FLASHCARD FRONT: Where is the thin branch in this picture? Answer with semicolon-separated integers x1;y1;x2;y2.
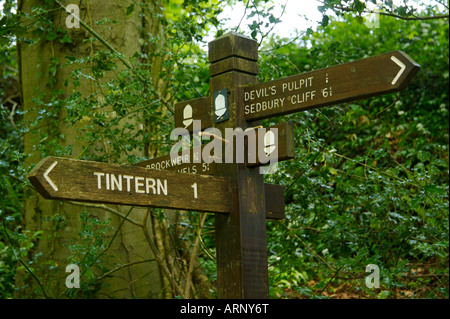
375;11;449;21
96;259;156;281
6;95;19;129
198;234;216;261
235;0;250;32
5;65;19;73
142;209;185;298
53;0;174;114
331;151;421;188
280;220;335;271
258;34;303;53
66;201;142;227
54;0;132;69
332;4;449;21
93;205;136;263
65;205;135;298
184;214;207;298
320;266;344;295
286;151;322;192
259;0;289;46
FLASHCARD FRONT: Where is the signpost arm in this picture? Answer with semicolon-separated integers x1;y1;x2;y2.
209;32;269;299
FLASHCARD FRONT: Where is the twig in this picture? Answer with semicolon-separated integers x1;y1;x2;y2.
96;259;156;281
198;234;216;261
66;205;135;298
235;0;250;32
259;0;288;45
93;206;135;264
6;95;19;129
286;151;322;192
66;201;142;226
320;266;344;296
142;209;185;298
329;2;449;21
54;0;132;69
184;214;207;298
331;151;421;188
280;220;335;271
5;65;18;73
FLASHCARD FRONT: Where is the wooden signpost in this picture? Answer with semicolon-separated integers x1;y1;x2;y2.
136;121;295;171
28;156;231;213
133;152;286;220
243;50;420;121
27;32;419;300
246;122;295;167
135;146;215;175
174;97;211;132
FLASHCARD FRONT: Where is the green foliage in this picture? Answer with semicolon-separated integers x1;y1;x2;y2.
319;0;423;19
0;0;225;298
1;0;27;299
260;12;449;299
65;210;113;298
1;213;46;298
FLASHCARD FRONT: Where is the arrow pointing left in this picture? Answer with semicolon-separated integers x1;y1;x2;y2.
27;156;232;213
43;160;59;191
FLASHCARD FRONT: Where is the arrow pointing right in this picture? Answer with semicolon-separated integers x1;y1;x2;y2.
243;50;420;121
391;55;406;85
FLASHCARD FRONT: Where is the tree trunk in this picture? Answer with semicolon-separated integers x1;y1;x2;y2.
16;0;164;298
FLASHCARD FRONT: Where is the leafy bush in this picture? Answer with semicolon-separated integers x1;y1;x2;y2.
261;12;449;298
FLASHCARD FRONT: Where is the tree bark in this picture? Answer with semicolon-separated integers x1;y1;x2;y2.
16;0;164;298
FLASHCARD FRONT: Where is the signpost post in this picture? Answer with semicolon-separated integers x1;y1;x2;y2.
208;33;270;298
27;31;419;300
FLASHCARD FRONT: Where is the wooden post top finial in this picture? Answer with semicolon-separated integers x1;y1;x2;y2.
208;32;259;76
208;32;258;63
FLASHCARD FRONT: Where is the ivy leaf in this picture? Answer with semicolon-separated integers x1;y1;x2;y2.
60;34;72;44
126;4;135;17
321;15;329;27
354;0;366;13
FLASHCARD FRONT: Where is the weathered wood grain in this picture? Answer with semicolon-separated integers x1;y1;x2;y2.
174;97;212;133
134;146;217;175
243;50;420;121
209;32;270;299
246;122;295;167
28;156;231;213
134;149;286;220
